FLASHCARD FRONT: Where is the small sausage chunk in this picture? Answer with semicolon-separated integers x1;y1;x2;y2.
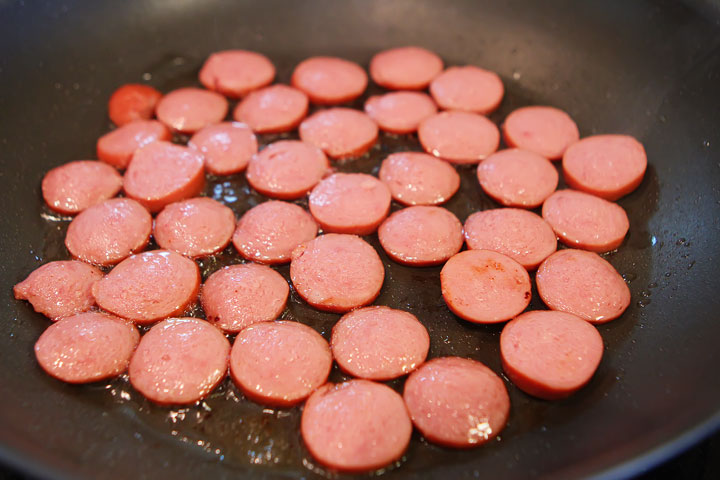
464;209;557;270
331;306;429;380
154;197;236;258
290;234;384;313
542;189;629;253
123;141;205;213
245;140;329;200
108;84;162;126
536;249;631;323
364;91;437;134
369;46;444;90
129;317;230;405
309;173;391;235
35;312;139;384
199;49;276;98
201;263;289;333
441;250;531;323
187;122;258;175
301;380;412;472
92;250;200;324
562;134;647;200
291;56;367;105
403;357;510;448
502;106;580;160
230;321;332;406
378;152;460;206
42;160;122;215
14;261;103;320
299;108;378;159
501;310;604;399
96;120;172;169
429;66;504;114
477;148;559;208
378;206;463;266
233;84;309;133
156;87;228;134
232;201;317;264
65;198;152;266
418;111;500;164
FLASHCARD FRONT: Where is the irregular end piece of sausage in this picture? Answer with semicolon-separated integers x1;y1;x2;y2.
301;379;412;472
35;312;140;384
290;234;384;313
403;357;510;448
378;151;460;206
369;46;444;90
378;206;463;266
42;160;123;215
188;122;258;175
502;106;580;160
331;306;429;380
299;108;378;159
291;56;368;105
129;317;230;405
501;310;604;399
429;65;504;114
199;49;276;98
92;250;200;324
536;248;631;323
201;263;289;333
14;261;103;320
364;91;437;134
108;84;162;126
441;250;531;323
418;111;500;164
97;120;172;169
156;87;228;134
233;84;309;133
230;321;332;406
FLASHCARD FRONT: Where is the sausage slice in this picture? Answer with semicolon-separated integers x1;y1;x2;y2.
369;46;444;90
199;49;275;98
364;91;437;134
42;160;122;215
418;111;500;164
96;120;171;169
188;122;257;175
108;84;162;126
502;106;580;160
233;84;309;133
156;87;228;134
429;66;504;114
291;56;367;105
378;151;460;206
299;108;378;159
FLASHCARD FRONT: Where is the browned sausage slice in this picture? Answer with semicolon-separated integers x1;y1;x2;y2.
429;66;504;114
233;84;309;133
301;380;412;472
108;84;162;126
156;87;228;134
291;57;367;105
230;321;332;406
42;160;122;215
299;108;378;159
13;261;103;320
364;91;437;134
369;46;444;90
418;111;500;164
502;106;580;160
378;152;460;206
35;312;139;383
188;122;257;176
96;120;171;169
199;50;276;98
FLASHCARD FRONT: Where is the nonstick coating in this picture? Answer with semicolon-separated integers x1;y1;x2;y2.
1;1;720;479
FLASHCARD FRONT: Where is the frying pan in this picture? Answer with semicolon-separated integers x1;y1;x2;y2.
1;0;719;478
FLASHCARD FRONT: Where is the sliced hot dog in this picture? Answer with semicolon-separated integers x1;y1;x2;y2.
378;151;460;206
418;111;500;164
187;122;257;176
429;65;504;114
369;46;443;90
291;56;367;105
156;87;228;134
42;160;122;215
96;120;171;169
364;91;437;134
233;84;309;133
108;84;162;126
502;106;580;160
199;49;275;98
299;108;378;159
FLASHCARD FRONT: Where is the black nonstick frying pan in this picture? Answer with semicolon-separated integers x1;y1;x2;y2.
1;0;720;478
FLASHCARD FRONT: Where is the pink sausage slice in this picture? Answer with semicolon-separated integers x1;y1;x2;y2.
429;66;504;114
331;306;429;380
378;151;460;206
418;111;500;164
129;317;230;405
536;249;631;323
14;261;103;320
96;120;171;169
378;206;463;266
501;310;604;399
309;173;391;235
562;134;647;200
477;148;559;208
233;84;309;133
92;250;200;324
290;234;384;313
542;189;629;252
199;49;275;98
245;140;329;200
201;263;289;333
369;46;444;90
188;122;257;176
441;250;531;323
403;357;510;448
42;160;122;215
503;106;580;160
154;197;236;258
35;312;139;384
291;56;367;105
230;321;332;406
108;84;162;127
364;91;437;134
124;141;205;213
232;201;317;264
464;209;557;270
156;87;228;134
301;380;412;472
299;108;378;159
65;198;152;266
